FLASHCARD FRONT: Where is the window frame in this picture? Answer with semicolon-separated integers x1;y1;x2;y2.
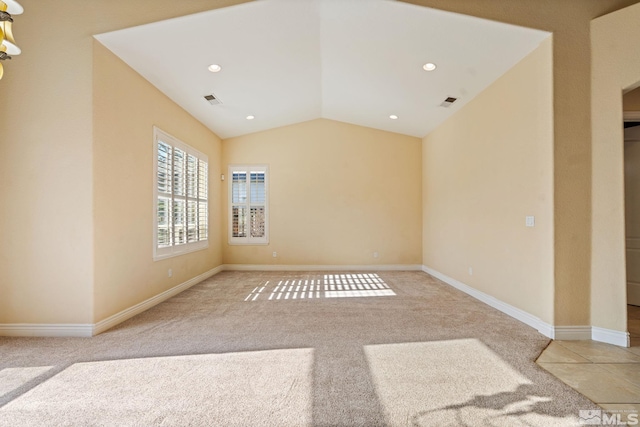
153;126;209;260
228;164;269;245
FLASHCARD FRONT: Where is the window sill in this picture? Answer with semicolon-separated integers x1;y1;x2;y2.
153;242;209;261
228;241;269;246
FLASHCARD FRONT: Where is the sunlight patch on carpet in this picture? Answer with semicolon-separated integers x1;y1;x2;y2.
0;349;313;427
244;273;396;301
364;339;578;427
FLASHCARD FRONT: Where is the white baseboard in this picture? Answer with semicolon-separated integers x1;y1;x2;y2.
421;266;634;346
421;265;555;338
3;264;631;346
592;326;630;347
554;326;592;341
0;264;416;338
223;264;423;272
93;265;224;335
0;265;224;338
0;323;94;338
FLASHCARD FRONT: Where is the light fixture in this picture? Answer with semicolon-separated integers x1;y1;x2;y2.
389;114;398;120
246;115;255;120
207;64;222;73
1;0;23;14
422;62;437;71
0;0;23;81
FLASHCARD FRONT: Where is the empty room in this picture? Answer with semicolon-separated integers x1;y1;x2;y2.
2;0;640;425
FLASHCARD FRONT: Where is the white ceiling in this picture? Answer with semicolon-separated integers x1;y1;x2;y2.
95;0;550;139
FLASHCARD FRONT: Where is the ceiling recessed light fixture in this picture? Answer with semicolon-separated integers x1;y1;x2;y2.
207;64;222;73
246;115;255;120
422;62;437;71
389;114;398;120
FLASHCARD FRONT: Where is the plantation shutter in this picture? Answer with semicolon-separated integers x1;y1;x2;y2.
229;166;268;244
154;128;208;259
157;141;172;248
249;171;266;238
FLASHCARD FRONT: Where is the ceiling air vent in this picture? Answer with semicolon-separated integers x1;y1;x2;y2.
204;93;222;105
440;97;457;108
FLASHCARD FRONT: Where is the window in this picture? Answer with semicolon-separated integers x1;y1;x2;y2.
154;127;208;260
229;165;269;245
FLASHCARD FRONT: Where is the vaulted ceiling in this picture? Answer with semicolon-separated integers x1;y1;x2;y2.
95;0;550;139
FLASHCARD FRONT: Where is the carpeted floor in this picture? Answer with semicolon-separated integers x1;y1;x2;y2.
0;271;597;426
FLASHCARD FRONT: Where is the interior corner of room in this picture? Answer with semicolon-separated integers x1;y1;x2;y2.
0;0;639;351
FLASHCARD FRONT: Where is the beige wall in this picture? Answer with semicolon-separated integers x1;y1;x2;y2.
0;0;247;325
3;0;640;334
592;2;640;332
405;0;640;327
93;42;223;322
422;38;554;323
223;119;422;267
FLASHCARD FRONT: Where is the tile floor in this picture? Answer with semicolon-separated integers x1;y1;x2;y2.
536;305;640;421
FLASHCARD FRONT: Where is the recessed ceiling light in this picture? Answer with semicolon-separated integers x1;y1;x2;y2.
423;63;437;71
389;115;398;120
246;115;255;120
208;64;222;73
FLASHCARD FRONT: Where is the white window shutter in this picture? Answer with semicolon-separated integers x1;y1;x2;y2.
153;127;209;260
229;165;268;245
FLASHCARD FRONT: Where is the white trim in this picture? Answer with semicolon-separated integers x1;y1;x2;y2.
421;266;635;345
592;326;630;347
224;264;423;272
0;324;93;337
0;265;224;338
624;111;640;121
153;126;209;261
5;266;627;345
421;265;555;338
93;265;223;335
553;326;592;340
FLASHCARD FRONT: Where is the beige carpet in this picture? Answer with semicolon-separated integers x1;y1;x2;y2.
0;271;597;426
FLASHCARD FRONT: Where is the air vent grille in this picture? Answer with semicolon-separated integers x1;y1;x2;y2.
204;93;222;105
440;97;458;108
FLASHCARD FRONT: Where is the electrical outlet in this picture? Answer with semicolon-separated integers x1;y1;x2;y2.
373;251;379;258
468;267;473;276
272;251;277;258
526;216;535;227
168;268;173;278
